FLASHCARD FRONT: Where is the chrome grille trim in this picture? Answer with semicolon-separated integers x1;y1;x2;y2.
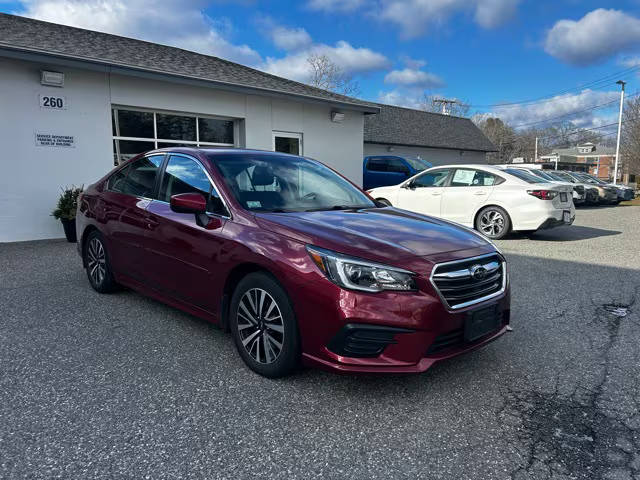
429;253;507;310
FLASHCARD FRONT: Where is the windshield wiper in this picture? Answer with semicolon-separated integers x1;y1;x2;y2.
304;205;369;212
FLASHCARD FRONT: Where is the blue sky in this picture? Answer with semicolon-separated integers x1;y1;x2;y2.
2;0;640;130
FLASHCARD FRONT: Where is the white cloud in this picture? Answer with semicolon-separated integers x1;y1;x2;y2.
269;25;313;51
490;89;619;128
307;0;364;12
15;0;262;65
377;89;423;108
474;0;519;28
544;9;640;66
619;55;640;68
384;68;444;89
262;41;390;82
375;0;519;38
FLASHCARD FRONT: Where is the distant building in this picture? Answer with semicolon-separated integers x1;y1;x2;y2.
538;143;621;181
364;104;497;166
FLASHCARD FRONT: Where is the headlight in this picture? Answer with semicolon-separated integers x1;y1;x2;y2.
306;246;417;292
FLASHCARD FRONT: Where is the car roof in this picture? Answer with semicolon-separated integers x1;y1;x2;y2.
148;147;304;159
426;164;507;173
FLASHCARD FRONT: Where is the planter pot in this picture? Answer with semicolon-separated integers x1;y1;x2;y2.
60;218;77;243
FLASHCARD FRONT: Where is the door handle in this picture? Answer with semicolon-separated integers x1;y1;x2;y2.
474;191;487;195
431;192;442;196
144;215;159;229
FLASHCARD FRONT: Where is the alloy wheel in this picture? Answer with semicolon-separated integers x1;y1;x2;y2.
237;288;285;364
87;238;106;286
479;210;505;237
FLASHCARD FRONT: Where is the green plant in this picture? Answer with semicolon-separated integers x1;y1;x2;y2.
52;185;83;221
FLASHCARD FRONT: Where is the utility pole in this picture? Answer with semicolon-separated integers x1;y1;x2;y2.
613;80;626;185
433;98;457;115
534;137;538;163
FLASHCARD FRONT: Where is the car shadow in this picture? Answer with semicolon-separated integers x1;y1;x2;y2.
510;225;622;241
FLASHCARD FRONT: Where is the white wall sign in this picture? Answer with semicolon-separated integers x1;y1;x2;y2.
35;132;75;148
39;94;67;110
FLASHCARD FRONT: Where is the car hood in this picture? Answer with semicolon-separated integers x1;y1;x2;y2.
255;207;492;263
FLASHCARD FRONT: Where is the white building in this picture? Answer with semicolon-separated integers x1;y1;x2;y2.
364;104;496;165
0;13;378;242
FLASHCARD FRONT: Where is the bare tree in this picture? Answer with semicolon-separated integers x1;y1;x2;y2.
621;95;640;176
474;117;517;163
418;93;470;117
306;54;360;97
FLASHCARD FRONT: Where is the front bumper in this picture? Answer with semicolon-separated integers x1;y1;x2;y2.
288;249;511;374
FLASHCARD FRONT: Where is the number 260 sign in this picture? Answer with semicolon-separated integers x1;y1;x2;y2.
39;94;67;110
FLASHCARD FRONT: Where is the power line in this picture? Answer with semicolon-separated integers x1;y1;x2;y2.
469;64;640;109
509;91;640;129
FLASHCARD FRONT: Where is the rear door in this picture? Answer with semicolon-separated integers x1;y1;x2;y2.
394;168;451;216
100;155;164;280
441;169;500;226
144;154;230;310
364;157;409;189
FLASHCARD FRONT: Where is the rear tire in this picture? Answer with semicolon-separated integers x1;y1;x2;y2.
376;198;392;206
230;272;300;378
475;206;511;240
84;230;119;293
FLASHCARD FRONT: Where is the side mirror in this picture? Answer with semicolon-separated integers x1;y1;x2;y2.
402;181;415;189
170;192;207;214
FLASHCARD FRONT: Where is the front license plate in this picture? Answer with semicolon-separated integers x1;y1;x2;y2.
464;305;501;342
563;211;571;223
560;192;567;202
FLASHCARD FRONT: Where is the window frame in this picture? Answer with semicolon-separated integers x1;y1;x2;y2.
272;131;303;155
408;168;453;188
112;106;237;165
448;168;504;187
105;153;166;199
156;153;232;219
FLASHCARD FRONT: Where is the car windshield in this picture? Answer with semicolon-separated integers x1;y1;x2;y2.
504;168;544;184
544;171;568;182
528;169;555;181
577;173;605;184
211;153;376;212
553;171;578;183
404;157;432;172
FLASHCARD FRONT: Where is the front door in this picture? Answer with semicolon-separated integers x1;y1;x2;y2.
441;168;498;226
273;131;302;155
394;168;451;217
144;154;229;311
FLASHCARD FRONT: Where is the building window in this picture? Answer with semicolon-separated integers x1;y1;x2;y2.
112;107;236;165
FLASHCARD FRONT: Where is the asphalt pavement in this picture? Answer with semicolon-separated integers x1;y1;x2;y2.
1;205;639;480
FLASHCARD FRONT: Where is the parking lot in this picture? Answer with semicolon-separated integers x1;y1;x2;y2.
1;205;639;480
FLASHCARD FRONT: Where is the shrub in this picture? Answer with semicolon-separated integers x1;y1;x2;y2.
52;185;83;221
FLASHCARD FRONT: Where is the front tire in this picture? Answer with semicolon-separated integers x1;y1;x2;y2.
230;272;300;378
84;230;119;293
475;206;511;240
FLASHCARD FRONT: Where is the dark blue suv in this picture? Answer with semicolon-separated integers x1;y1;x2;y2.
363;155;432;190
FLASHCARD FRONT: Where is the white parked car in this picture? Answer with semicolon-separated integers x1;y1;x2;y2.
367;164;575;240
500;166;586;205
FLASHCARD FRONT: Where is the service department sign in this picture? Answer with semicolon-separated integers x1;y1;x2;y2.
35;132;75;148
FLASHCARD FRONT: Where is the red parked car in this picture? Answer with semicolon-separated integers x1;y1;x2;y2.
77;148;510;377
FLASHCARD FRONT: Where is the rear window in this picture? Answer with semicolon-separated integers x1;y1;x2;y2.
504;168;544;184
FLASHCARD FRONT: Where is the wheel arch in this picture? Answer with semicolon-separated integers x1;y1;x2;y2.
220;263;280;332
80;225;100;267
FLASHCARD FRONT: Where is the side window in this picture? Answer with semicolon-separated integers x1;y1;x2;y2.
160;155;227;216
413;169;450;187
450;169;499;187
118;155;163;198
107;164;131;193
387;158;410;174
366;157;388;172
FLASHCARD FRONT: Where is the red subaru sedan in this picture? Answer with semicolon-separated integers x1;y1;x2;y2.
76;148;510;377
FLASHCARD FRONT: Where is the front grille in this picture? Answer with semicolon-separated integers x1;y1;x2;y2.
430;253;505;309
